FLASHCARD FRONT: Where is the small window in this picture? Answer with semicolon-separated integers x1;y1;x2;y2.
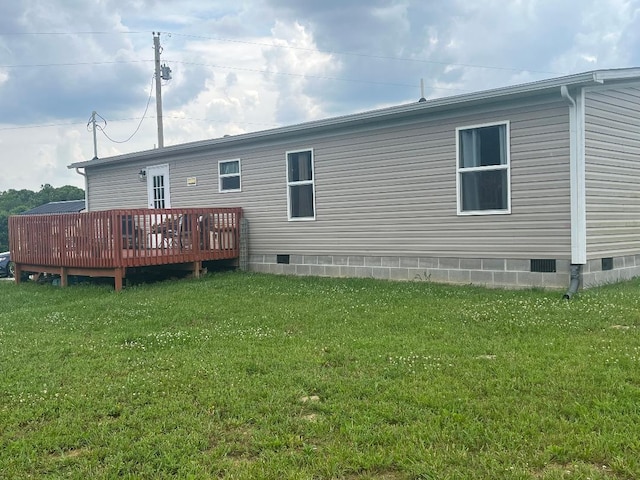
457;122;510;215
602;257;613;271
286;149;315;220
218;160;241;192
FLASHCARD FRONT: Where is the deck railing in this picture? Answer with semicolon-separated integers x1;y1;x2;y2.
9;207;242;288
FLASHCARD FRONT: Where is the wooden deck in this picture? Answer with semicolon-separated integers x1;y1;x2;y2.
9;207;242;290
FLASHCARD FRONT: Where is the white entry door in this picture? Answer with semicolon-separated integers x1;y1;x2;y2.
146;164;171;209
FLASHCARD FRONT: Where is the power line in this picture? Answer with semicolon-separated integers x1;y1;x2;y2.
93;76;154;144
169;32;562;76
0;59;438;91
0;121;84;131
0;58;472;93
0;60;153;68
167;60;473;92
0;31;147;35
0;115;279;132
163;116;278;128
170;60;420;88
0;29;561;76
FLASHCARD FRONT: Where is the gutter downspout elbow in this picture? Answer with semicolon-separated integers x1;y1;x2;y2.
74;168;89;212
560;85;575;107
563;264;581;300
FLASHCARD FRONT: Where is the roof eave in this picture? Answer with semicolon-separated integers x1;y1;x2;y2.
68;67;640;170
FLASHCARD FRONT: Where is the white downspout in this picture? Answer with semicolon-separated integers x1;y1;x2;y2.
560;85;587;298
74;167;89;212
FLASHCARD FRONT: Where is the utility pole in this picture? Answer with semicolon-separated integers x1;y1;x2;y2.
153;32;164;148
89;111;98;159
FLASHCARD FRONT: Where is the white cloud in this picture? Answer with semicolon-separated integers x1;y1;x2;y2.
157;18;340;146
262;20;340;123
157;31;279;145
0;124;86;191
1;0;639;193
549;0;639;73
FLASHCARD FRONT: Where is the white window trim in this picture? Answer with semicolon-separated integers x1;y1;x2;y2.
286;148;316;221
218;159;242;193
455;120;511;216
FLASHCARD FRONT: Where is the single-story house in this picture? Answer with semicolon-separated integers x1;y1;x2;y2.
21;200;86;215
68;68;640;293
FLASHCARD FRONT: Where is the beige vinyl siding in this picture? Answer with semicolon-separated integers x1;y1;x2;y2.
250;97;570;259
87;95;571;259
86;162;150;211
585;85;640;258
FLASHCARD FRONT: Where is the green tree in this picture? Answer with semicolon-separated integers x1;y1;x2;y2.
0;185;84;251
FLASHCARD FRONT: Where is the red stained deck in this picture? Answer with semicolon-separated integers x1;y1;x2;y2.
9;207;242;290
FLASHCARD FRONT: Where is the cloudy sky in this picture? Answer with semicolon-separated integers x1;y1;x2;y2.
1;0;639;192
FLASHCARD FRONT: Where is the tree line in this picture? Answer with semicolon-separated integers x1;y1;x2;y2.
0;184;85;251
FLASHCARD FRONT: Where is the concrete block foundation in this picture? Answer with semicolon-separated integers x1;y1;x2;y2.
249;254;640;290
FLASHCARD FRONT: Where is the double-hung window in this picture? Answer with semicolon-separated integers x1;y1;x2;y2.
218;159;241;192
286;149;315;220
456;121;510;215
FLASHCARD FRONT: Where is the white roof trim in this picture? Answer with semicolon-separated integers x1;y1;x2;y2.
69;67;640;170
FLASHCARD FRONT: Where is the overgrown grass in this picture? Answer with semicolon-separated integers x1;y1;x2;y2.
1;273;639;479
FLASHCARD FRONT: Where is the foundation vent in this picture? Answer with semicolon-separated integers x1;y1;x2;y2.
530;259;556;273
601;257;613;271
276;254;290;265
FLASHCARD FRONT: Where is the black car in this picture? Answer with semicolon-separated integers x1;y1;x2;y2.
0;251;14;278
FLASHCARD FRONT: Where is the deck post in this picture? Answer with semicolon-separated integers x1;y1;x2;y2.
14;264;22;285
193;261;201;278
114;268;124;291
60;267;68;287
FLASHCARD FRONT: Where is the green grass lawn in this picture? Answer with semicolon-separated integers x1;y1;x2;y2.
1;273;639;479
